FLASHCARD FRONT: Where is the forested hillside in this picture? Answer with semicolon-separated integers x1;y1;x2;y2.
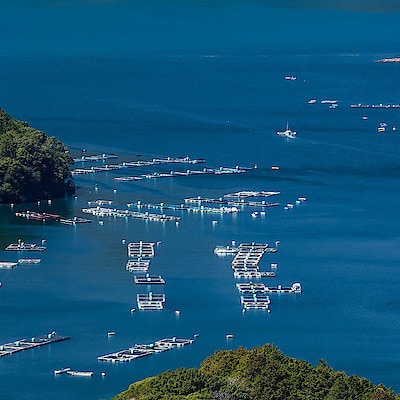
114;344;399;400
0;108;73;203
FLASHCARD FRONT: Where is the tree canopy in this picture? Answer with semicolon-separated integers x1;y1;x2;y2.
0;108;74;203
113;344;399;400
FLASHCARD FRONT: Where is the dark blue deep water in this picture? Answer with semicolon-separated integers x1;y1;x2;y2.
0;1;400;399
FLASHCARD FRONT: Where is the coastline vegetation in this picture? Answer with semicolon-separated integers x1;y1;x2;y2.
0;108;74;203
113;344;399;400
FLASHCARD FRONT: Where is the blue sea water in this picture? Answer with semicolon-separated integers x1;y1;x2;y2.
1;1;400;399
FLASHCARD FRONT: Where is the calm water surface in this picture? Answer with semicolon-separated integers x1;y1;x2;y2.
0;1;400;399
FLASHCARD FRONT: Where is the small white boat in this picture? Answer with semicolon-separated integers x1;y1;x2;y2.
276;122;297;139
53;367;71;375
0;261;18;269
226;334;234;339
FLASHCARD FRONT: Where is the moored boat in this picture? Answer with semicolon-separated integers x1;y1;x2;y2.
276;122;297;139
53;367;71;375
0;261;18;269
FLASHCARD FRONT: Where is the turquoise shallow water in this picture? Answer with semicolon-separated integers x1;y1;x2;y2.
1;2;400;399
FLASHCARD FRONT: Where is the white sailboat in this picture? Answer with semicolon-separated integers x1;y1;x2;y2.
276;122;297;139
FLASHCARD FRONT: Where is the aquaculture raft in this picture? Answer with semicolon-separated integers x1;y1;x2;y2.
0;332;70;357
98;337;194;363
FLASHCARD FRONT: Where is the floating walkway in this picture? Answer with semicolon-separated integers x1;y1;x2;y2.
125;258;152;272
66;370;93;377
81;206;180;223
237;282;301;293
264;283;302;293
134;274;165;285
229;243;281;310
236;282;301;311
59;217;92;225
15;211;61;221
231;243;269;269
87;199;113;206
350;103;400;109
15;211;91;225
0;332;70;358
184;195;279;208
238;286;271;310
127;201;239;214
72;155;206;175
128;241;155;258
114;166;250;182
73;153;118;163
241;291;271;310
237;282;269;292
5;241;46;252
125;242;166;309
54;368;94;377
97;336;194;363
224;191;280;199
137;292;166;310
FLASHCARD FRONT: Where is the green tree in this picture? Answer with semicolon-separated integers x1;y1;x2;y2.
0;108;74;203
113;344;399;400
